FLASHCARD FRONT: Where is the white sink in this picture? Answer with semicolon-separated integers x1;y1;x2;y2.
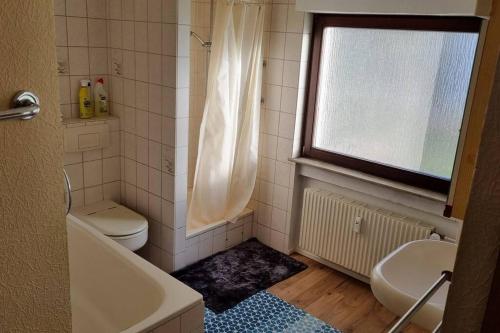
371;240;457;331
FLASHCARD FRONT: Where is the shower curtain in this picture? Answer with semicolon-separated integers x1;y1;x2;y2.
188;0;265;228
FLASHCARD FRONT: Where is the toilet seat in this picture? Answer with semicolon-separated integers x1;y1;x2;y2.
72;200;148;251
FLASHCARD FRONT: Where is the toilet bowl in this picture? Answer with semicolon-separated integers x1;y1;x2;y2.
71;200;148;251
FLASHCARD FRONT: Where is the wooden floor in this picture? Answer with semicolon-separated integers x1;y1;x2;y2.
268;254;428;333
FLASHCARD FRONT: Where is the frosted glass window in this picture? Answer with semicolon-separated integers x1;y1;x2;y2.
312;27;478;180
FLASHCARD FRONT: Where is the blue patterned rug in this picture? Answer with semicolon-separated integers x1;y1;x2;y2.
205;291;342;332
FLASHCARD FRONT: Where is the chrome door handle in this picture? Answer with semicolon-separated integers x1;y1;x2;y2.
0;91;40;121
63;169;72;215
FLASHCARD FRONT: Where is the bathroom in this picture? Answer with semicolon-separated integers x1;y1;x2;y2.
1;0;500;332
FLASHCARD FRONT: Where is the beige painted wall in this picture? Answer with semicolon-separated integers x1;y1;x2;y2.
0;1;71;331
452;0;500;219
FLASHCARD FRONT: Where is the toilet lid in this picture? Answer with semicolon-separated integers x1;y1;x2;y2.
73;201;148;237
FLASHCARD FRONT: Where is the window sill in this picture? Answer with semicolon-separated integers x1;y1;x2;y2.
291;157;448;206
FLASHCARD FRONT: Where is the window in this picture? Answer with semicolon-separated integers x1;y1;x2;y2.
302;15;481;193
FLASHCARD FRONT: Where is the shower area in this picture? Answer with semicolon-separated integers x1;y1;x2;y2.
187;0;263;236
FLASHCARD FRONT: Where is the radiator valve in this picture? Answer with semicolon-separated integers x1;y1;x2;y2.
353;216;362;233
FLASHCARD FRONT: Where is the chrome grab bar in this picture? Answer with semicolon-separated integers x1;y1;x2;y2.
63;169;72;215
388;271;452;333
0;91;40;121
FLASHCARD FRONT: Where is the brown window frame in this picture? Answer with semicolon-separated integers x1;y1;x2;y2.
302;14;482;194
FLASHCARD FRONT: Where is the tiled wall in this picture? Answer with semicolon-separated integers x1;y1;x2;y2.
63;117;122;207
251;0;307;253
55;0;121;208
58;0;306;273
56;0;257;273
188;0;211;188
54;0;110;119
98;0;192;273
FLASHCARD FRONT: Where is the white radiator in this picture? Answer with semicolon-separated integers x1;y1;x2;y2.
298;188;434;277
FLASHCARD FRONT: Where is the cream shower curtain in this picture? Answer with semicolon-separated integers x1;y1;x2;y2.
188;1;265;228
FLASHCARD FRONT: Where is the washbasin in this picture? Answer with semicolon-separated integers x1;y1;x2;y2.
371;239;457;331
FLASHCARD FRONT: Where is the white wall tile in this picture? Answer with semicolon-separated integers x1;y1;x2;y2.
135;0;148;21
89;47;108;74
270;4;288;32
269;33;285;59
88;19;108;47
135;81;149;110
272;185;288;211
136;136;149;164
213;233;226;254
109;20;123;49
85;185;104;205
149;193;162;222
136;109;149;138
261;134;278;159
271;207;287;233
284;33;303;61
137;163;149;190
68;47;89;75
276;137;292;163
122;21;135;50
286;6;304;33
103;181;121;202
149;54;162;84
149;140;162;170
83;160;102;187
103;157;121;183
66;0;87;17
270;229;286;252
67;17;88;47
125;158;137;185
260;157;276;183
149;167;162;196
148;0;163;22
149;113;163;142
278;112;295;139
87;0;106;19
148;23;162;54
135;52;149;82
135;22;148;52
108;0;122;20
282;60;300;88
280;87;298;114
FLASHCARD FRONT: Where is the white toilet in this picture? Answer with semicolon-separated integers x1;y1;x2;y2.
71;200;148;251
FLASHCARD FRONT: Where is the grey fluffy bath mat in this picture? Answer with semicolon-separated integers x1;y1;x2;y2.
171;238;307;313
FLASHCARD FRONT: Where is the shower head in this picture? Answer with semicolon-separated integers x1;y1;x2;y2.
190;31;212;49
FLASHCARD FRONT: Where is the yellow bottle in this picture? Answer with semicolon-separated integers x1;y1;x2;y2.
79;79;94;119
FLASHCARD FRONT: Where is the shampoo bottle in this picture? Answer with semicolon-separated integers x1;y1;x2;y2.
79;79;93;119
94;78;108;117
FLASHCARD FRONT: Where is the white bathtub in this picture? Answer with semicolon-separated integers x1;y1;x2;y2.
67;215;204;333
